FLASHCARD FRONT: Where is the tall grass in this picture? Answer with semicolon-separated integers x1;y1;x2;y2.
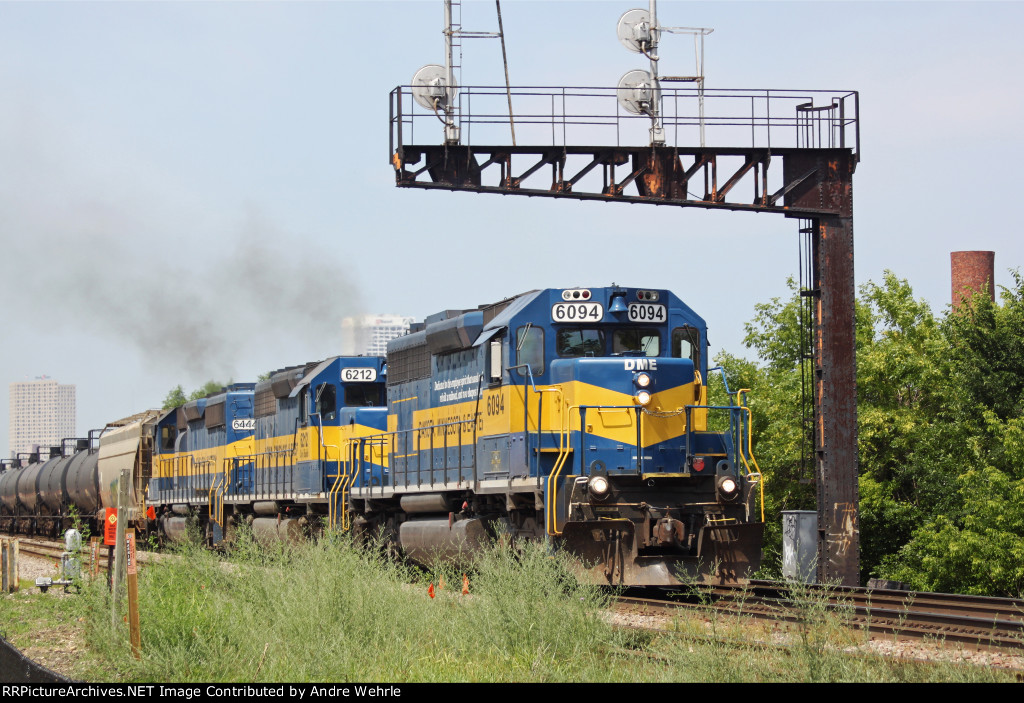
72;534;1017;683
79;531;624;682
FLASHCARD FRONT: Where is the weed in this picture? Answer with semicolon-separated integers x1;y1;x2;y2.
25;536;1012;683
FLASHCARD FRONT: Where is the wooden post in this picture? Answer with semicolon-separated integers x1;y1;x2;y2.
126;528;141;659
1;539;17;593
90;536;101;577
112;469;130;626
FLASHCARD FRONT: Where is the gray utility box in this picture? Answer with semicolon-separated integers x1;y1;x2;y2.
782;510;817;583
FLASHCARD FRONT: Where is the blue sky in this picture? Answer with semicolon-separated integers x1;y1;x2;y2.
2;1;1022;457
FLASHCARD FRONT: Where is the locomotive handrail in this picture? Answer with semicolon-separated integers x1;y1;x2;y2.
508;363;539;476
529;386;563;481
327;441;344;529
735;389;765;523
208;458;228;541
328;439;359;530
354;417;483;496
341;439;359;530
311;410;342;522
547;402;644;537
683;404;745;468
683;397;765;524
546;402;580;536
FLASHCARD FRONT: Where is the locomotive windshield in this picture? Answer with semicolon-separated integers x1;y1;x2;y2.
345;384;384;407
611;328;660;356
556;328;604;357
555;326;661;358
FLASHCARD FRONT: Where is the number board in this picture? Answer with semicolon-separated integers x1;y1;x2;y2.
231;418;255;431
341;367;377;382
551;302;603;322
627;303;666;322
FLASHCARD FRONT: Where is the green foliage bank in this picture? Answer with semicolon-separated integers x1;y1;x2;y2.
721;271;1024;597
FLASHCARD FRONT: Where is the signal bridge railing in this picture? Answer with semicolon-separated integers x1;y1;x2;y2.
390;85;859;156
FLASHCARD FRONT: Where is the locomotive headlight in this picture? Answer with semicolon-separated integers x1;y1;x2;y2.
635;372;651;388
588;475;611;500
717;476;740;501
634;390;652;405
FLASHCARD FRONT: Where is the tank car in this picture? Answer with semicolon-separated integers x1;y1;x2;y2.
342;285;764;586
0;412;161;538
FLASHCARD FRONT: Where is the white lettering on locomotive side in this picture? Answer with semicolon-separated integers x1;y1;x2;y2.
433;373;481;403
624;359;658;371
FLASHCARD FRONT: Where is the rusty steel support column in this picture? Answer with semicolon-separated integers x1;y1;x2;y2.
784;150;859;586
812;214;859;586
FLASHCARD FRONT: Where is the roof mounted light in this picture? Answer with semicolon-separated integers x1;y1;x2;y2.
563;288;592;301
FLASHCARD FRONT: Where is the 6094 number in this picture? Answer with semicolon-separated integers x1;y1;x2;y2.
551;302;603;322
627;303;666;322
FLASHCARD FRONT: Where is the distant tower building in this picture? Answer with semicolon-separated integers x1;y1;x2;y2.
9;376;76;458
341;314;414;357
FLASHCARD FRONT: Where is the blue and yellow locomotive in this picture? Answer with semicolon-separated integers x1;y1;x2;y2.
146;356;388;545
344;285;764;586
1;285;763;587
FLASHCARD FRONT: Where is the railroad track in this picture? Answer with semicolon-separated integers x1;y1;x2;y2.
616;580;1024;652
14;537;151;573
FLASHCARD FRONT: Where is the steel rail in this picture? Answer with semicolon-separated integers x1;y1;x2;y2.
615;582;1024;652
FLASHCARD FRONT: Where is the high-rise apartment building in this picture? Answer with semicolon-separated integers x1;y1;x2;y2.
9;376;76;458
340;314;414;357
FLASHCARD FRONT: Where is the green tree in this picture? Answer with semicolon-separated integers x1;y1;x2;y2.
189;380;228;400
877;276;1024;596
162;385;188;409
162;380;231;409
722;271;1024;592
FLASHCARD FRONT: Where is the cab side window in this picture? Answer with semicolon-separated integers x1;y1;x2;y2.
671;326;701;372
316;383;337;421
516;325;545;376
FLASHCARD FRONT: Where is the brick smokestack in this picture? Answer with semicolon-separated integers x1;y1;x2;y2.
951;251;995;309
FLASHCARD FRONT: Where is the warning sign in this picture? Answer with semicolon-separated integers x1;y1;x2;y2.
104;507;117;546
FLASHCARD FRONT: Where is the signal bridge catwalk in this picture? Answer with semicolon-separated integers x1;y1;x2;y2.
390;85;858;216
390;83;861;588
